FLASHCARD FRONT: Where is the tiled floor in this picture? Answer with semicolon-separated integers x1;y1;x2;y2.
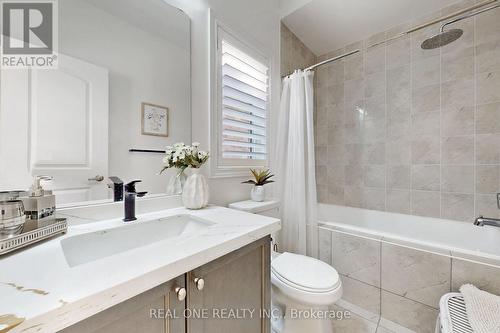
331;305;412;333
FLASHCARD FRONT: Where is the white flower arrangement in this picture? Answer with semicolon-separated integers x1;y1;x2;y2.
160;142;209;174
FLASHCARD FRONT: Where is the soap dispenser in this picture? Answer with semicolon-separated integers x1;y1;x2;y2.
20;176;56;223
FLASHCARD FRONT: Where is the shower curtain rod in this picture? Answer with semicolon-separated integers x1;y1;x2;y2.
281;49;360;78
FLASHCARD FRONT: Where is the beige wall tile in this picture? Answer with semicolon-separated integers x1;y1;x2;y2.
381;243;451;308
365;46;385;75
476;134;500;164
332;231;381;287
442;47;474;81
364;188;386;211
412;165;440;191
441;193;474;222
386;140;411;165
345;186;364;208
476;40;500;74
412;56;440;89
475;5;500;45
387;165;410;189
452;258;500;295
328;185;345;205
412;84;440;113
318;228;332;264
441;78;474;112
476;102;500;134
381;291;438;333
386;38;410;69
386;189;410;214
477;71;500;105
411;112;440;139
476;165;500;194
411;138;440;164
411;191;440;218
442;136;474;165
442;165;474;193
344;53;364;81
442;107;474;136
364;165;385;188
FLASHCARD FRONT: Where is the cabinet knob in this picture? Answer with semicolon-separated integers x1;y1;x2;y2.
175;287;187;301
194;277;205;291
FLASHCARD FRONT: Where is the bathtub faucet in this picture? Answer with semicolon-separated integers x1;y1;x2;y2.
474;216;500;227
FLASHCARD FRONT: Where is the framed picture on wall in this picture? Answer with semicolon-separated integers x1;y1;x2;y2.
141;102;169;137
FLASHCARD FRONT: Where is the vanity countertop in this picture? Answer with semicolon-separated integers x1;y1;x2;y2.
0;205;281;333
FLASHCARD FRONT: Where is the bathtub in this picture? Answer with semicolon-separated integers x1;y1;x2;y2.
316;203;500;333
318;203;500;263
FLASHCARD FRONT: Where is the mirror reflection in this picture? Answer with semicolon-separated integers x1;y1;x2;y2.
0;0;191;206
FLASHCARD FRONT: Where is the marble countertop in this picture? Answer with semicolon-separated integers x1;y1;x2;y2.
0;205;281;333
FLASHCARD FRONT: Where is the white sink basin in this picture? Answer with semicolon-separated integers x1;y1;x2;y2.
61;214;214;267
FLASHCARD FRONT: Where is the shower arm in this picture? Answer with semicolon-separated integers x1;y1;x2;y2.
439;3;500;32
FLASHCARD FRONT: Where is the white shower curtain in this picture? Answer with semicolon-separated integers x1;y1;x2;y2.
276;70;318;257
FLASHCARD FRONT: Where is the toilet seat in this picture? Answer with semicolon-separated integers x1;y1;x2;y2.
271;252;342;306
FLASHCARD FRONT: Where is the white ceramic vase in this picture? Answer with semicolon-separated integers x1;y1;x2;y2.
251;185;265;202
182;168;209;209
166;169;187;195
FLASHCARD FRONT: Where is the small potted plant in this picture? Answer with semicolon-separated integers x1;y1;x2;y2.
242;169;274;202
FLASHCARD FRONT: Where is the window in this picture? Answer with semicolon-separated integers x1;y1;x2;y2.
211;23;270;177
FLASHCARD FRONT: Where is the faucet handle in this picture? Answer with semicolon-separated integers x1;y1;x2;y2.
124;180;142;193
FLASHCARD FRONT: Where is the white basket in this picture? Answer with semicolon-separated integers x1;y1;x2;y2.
438;292;473;333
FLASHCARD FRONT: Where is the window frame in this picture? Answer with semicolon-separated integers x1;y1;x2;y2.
210;18;271;178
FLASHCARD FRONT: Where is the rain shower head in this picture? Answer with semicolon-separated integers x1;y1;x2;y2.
420;2;499;50
421;29;464;49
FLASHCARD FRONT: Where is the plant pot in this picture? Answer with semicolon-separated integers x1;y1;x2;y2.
251;185;265;202
166;168;188;195
182;168;209;209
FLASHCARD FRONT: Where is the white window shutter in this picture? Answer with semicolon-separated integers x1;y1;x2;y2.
220;39;269;162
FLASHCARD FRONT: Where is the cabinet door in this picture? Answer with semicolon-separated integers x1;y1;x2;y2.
59;275;186;333
187;237;271;333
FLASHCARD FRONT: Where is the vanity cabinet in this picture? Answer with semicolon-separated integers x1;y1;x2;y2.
60;237;270;333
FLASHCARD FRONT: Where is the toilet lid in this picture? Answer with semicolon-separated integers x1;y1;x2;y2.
271;252;340;292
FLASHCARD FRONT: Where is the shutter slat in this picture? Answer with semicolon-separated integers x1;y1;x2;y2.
223;108;266;126
223;86;266;109
223;64;267;92
223;97;266;118
220;39;268;161
223;119;265;135
222;53;267;83
223;140;266;149
223;151;267;160
223;75;267;101
223;129;266;143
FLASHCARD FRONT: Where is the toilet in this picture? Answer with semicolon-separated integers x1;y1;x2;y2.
228;200;343;333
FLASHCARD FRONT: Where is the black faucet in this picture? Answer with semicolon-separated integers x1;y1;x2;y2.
123;180;147;222
108;176;124;202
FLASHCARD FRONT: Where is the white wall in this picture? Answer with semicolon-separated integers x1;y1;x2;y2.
59;0;191;195
168;0;281;206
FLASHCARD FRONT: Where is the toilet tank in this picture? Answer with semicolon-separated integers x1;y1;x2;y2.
228;200;280;250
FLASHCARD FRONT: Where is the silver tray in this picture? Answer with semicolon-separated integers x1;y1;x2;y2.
0;218;67;256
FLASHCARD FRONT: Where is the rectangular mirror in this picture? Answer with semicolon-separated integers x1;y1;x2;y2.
0;0;191;206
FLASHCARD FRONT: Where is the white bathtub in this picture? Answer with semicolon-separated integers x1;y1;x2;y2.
318;203;500;262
